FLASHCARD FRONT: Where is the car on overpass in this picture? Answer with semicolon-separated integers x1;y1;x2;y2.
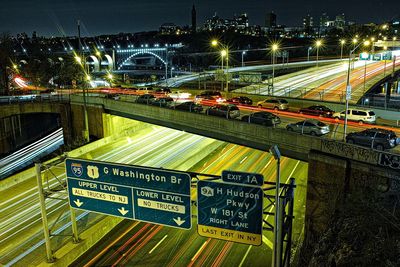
286;119;330;136
299;105;335;117
333;109;376;124
150;97;174;107
136;94;155;104
226;96;253;105
257;98;289;111
346;128;399;150
170;101;203;113
206;104;240;119
241;111;280;126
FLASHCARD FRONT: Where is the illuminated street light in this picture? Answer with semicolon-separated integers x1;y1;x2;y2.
340;39;346;59
315;40;322;67
107;73;113;80
383;46;388;77
343;40;369;138
307;46;312;61
271;44;279;94
241;51;246;67
211;39;218;47
75;56;82;64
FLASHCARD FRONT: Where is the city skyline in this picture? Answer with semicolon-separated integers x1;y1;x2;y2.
0;0;399;37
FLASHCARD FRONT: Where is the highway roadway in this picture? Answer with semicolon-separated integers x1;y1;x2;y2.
231;57;400;103
0;125;308;266
72;140;308;267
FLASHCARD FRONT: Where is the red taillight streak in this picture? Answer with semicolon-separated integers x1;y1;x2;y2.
111;224;162;266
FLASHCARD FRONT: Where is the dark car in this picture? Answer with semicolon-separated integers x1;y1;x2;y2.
105;93;120;100
154;87;172;94
136;94;155;104
151;97;174;107
241;111;280;126
195;90;223;102
299;105;334;117
227;96;253;105
346;128;399;150
170;101;203;113
286;119;330;136
206;104;240;119
196;90;222;98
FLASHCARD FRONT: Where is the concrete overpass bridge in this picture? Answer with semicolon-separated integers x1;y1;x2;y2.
1;96;399;240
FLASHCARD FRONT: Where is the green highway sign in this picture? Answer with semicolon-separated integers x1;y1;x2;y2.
66;158;192;229
197;179;263;245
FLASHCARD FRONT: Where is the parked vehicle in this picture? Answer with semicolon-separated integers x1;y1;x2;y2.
195;91;224;103
299;105;334;117
206;104;240;119
257;98;289;110
136;94;155;104
241;111;281;126
195;90;222;98
154;87;172;94
170;101;203;113
150;97;174;107
195;95;225;104
333;109;376;124
286;119;330;136
105;93;120;100
227;96;253;105
346;128;399;150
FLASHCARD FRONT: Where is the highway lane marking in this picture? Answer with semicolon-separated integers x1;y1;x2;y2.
238;245;252;267
148;234;168;254
191;239;209;262
262;157;273;171
261;160;301;248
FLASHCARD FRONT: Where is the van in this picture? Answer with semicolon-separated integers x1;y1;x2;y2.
333;109;376;124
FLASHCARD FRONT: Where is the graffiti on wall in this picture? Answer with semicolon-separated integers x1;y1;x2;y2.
321;139;378;163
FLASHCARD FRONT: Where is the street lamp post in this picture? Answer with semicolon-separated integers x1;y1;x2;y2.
340;39;345;60
271;44;278;95
241;51;246;67
351;38;358;69
343;41;367;138
307;47;312;61
362;41;371;95
170;67;175;78
221;49;226;91
362;52;368;94
383;46;388;77
270;145;282;267
315;40;322;67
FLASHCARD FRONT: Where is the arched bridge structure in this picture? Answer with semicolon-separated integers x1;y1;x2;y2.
115;47;169;70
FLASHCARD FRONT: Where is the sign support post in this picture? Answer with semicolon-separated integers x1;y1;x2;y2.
35;163;55;263
270;145;282;267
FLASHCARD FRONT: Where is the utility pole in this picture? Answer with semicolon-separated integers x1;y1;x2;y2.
78;20;89;143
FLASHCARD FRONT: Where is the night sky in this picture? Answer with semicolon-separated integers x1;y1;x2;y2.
0;0;399;37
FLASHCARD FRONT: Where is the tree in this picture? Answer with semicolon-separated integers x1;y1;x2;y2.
0;32;14;95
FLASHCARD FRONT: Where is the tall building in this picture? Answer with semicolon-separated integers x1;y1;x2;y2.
236;13;249;29
335;13;346;28
320;12;329;27
303;14;314;36
265;12;277;29
192;4;197;33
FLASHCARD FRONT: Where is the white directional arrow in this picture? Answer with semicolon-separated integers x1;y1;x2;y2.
118;207;129;216
73;199;83;207
173;217;185;226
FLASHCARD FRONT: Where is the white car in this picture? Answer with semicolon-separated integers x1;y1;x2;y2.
333;109;376;124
